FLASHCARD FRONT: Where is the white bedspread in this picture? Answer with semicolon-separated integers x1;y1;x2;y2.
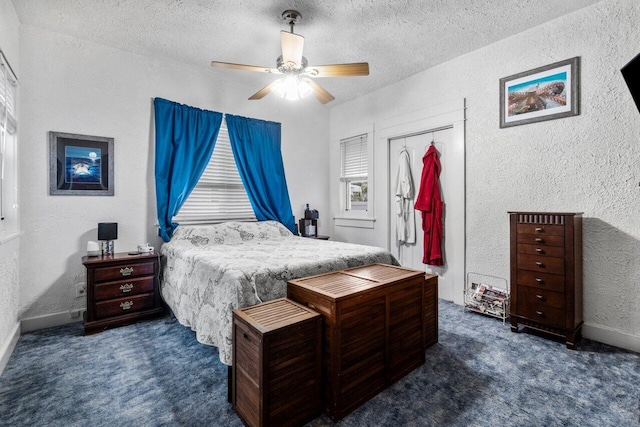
160;220;398;365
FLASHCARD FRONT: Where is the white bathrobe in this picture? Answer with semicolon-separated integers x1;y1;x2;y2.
395;149;416;245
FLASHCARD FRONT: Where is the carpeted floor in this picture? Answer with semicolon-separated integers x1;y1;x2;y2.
1;300;639;426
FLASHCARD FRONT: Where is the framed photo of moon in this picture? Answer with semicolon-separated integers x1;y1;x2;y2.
49;131;114;196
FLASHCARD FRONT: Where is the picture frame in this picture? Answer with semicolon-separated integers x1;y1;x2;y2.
500;57;580;128
49;131;114;196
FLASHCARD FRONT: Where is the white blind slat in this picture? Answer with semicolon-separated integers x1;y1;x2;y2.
174;118;256;223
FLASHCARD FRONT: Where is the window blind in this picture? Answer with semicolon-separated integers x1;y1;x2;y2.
340;134;367;180
174;118;256;223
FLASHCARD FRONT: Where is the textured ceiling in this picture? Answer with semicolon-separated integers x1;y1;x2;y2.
11;0;601;105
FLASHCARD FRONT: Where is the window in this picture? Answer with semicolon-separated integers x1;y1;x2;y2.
173;118;256;224
0;50;18;236
340;134;368;211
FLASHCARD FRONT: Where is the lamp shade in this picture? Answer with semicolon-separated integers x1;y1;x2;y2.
97;222;118;240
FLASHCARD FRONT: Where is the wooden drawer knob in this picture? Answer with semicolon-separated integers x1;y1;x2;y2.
535;278;544;284
535;238;543;243
535;248;544;254
535;262;544;267
536;294;545;301
535;227;543;232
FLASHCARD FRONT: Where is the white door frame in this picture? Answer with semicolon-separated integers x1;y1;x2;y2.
375;99;466;304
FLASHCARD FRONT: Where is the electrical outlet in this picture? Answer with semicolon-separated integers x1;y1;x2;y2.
75;283;86;299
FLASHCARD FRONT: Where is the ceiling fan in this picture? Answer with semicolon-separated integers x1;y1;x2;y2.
210;10;369;104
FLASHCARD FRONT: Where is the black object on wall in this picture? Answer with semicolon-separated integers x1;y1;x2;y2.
621;52;640;113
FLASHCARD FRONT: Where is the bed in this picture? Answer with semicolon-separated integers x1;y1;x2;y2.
160;220;399;365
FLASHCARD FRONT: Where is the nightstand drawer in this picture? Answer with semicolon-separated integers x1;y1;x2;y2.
517;254;564;275
95;293;155;319
517;243;565;258
94;261;155;282
95;276;155;301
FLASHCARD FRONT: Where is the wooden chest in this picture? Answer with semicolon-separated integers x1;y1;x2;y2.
82;252;164;334
232;298;322;427
509;212;583;348
287;263;426;421
424;274;439;348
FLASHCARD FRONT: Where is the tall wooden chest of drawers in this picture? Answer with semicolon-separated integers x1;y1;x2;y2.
287;263;426;421
509;212;583;349
232;298;322;427
82;252;164;335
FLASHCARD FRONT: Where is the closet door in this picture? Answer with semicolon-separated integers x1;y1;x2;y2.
389;127;461;302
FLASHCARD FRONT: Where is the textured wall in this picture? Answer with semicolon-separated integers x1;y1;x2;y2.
17;24;329;320
330;0;640;348
0;0;20;356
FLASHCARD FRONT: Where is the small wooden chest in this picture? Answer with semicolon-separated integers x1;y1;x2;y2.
232;298;322;427
287;263;426;421
424;273;439;348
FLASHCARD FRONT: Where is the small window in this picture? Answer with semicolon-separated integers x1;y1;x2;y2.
340;134;368;211
174;118;256;224
0;51;18;234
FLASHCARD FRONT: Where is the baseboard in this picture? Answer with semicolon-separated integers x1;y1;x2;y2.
20;309;85;334
583;322;640;354
0;322;20;376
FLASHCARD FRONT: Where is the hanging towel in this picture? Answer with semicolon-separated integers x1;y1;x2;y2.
395;149;416;245
414;144;444;266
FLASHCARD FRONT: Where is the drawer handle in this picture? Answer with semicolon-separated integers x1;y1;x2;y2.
536;294;545;300
307;303;316;310
535;262;544;267
535;248;543;254
535;227;543;232
120;283;134;293
534;238;543;243
120;301;133;311
120;267;134;277
535;310;544;317
535;277;544;284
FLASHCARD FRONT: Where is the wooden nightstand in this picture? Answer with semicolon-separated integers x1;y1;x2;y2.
303;235;330;240
82;252;165;335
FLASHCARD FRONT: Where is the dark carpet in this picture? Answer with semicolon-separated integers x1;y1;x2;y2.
1;300;639;426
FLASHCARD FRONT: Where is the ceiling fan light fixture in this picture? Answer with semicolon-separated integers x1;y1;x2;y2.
272;75;313;101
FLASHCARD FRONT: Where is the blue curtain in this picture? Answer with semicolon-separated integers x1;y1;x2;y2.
154;98;223;241
225;114;295;233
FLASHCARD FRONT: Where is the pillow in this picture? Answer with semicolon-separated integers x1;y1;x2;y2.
171;224;243;246
225;220;293;241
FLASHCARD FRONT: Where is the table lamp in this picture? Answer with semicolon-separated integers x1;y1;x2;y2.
98;222;118;256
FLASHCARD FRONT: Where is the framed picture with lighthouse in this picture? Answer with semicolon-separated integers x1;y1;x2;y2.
499;57;580;128
49;131;114;195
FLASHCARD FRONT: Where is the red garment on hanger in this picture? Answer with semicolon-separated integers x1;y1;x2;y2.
414;144;444;266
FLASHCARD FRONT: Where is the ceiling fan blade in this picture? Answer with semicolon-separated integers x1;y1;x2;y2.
306;62;369;77
211;61;280;74
281;31;304;68
303;78;335;104
248;81;278;100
